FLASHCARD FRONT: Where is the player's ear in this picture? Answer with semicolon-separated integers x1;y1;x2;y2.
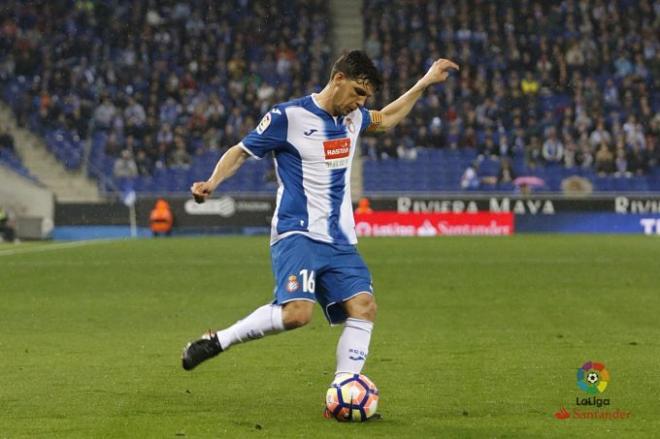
332;71;346;85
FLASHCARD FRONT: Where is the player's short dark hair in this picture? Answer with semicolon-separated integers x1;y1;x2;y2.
330;50;383;91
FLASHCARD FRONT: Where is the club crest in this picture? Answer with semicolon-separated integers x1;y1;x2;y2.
286;275;299;292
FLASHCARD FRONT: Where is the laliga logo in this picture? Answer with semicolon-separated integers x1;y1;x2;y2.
555;361;631;420
575;361;611;408
577;361;609;394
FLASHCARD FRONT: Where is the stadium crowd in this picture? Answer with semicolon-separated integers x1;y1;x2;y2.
0;0;331;182
362;0;659;182
1;0;659;192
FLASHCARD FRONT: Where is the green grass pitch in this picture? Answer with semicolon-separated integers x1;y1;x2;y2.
1;235;659;438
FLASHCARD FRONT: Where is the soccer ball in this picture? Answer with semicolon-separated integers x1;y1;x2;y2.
325;373;379;422
586;372;599;384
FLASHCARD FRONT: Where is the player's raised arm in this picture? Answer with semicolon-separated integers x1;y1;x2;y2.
191;103;286;203
190;144;250;203
368;58;459;132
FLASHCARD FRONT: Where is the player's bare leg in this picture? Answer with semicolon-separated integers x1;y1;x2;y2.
182;300;313;370
343;293;377;321
281;300;314;328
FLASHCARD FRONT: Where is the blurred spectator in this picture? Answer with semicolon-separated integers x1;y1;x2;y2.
202;127;223;153
94;97;117;131
480;135;497;158
565;41;585;70
156;124;174;147
498;134;511;157
525;136;543;169
124;136;138;155
589;120;611;149
169;136;191;169
135;150;153;177
497;158;515;184
105;132;122;157
577;134;594;169
520;72;539;96
113;149;138;179
603;79;620;110
124;96;146;137
563;136;578;169
614;147;631;178
594;144;614;176
628;145;649;176
623;115;646;149
512;127;526;154
428;117;444;148
460;161;480;189
542;128;564;163
614;52;633;78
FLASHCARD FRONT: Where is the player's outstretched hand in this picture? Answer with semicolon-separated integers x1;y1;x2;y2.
420;58;459;88
190;181;213;204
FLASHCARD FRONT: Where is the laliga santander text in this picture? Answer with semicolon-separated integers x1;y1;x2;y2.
353;211;514;237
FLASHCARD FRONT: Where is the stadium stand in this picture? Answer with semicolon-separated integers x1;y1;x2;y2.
0;124;38;181
362;0;660;193
0;0;658;194
0;0;331;194
0;148;38;182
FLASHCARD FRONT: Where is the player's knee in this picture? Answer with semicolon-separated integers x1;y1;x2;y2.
363;297;377;321
346;293;377;322
284;314;310;329
282;301;313;329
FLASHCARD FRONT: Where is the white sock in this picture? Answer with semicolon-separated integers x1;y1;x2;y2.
216;304;285;350
335;318;374;375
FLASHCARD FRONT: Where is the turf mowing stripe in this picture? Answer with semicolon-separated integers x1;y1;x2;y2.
0;239;118;257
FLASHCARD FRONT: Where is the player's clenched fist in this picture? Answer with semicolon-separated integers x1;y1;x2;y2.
420;58;459;87
190;181;213;203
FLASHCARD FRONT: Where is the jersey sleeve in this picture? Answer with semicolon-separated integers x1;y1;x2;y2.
359;107;372;134
240;106;288;159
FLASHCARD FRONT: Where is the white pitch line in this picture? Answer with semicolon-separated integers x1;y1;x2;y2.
0;239;119;257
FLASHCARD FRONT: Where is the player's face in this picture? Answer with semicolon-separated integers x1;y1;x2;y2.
332;73;374;116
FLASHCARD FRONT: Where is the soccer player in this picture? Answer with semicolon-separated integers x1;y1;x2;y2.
182;51;458;378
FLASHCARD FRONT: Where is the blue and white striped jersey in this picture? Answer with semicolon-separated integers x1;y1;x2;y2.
240;95;372;246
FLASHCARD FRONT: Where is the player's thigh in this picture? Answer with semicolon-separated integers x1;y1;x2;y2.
270;234;320;305
316;249;373;324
